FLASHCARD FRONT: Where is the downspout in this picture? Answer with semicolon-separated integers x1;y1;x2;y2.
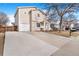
29;10;32;32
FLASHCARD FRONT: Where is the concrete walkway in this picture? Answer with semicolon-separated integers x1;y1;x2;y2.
52;41;79;56
3;32;79;56
52;36;79;56
3;32;58;56
30;32;70;48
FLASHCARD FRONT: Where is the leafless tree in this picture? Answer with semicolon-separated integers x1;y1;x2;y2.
45;3;79;32
64;13;77;27
0;12;9;25
64;13;78;36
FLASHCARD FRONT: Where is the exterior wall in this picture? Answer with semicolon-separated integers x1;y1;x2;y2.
15;7;37;31
15;7;49;32
31;10;46;31
15;10;19;31
15;11;18;26
32;10;45;22
19;8;30;31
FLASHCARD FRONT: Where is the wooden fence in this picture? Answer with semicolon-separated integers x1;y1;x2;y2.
0;25;17;32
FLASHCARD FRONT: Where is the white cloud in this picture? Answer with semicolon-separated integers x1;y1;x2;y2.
42;9;47;13
8;15;15;23
7;15;15;26
77;21;79;23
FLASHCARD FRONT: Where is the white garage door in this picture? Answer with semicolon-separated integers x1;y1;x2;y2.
19;24;30;31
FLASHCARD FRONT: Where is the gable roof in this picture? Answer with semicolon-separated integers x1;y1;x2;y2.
14;6;37;17
37;9;46;16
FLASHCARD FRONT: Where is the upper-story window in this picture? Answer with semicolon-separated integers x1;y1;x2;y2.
37;14;40;17
24;12;26;14
37;23;40;27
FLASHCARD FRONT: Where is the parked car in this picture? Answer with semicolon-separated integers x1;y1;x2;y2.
70;27;77;32
76;27;79;31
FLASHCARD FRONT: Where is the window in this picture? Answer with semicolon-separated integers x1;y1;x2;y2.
37;23;40;27
37;14;40;17
40;22;44;25
24;12;26;14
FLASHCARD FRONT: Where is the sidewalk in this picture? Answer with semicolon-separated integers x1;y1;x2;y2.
52;39;79;56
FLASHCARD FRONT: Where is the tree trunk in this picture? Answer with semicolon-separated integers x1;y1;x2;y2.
59;16;63;32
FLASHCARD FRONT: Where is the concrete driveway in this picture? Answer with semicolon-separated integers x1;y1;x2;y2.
30;32;70;48
3;32;58;56
3;32;79;56
52;40;79;56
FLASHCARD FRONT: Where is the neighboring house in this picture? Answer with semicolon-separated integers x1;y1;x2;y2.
49;20;60;30
61;20;79;31
73;21;79;30
50;20;77;31
14;7;50;32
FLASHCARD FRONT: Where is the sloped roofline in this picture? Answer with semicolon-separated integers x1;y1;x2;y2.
14;6;37;17
14;6;47;17
14;6;48;23
37;8;46;16
17;6;37;9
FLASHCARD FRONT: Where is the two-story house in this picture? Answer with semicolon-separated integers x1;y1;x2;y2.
14;7;50;32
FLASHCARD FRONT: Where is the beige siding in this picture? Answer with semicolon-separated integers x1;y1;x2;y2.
15;7;47;32
15;11;18;26
32;10;45;22
15;7;37;31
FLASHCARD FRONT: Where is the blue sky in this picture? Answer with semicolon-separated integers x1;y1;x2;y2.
0;3;79;25
0;3;45;15
0;3;79;18
0;3;45;25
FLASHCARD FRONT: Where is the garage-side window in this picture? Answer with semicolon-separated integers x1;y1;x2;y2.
37;23;40;27
37;14;40;17
24;12;26;14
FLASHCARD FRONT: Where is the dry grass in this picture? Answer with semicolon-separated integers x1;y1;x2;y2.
0;33;5;56
48;31;79;37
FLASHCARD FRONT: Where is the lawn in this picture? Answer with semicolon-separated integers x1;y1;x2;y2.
48;31;79;37
0;33;5;56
